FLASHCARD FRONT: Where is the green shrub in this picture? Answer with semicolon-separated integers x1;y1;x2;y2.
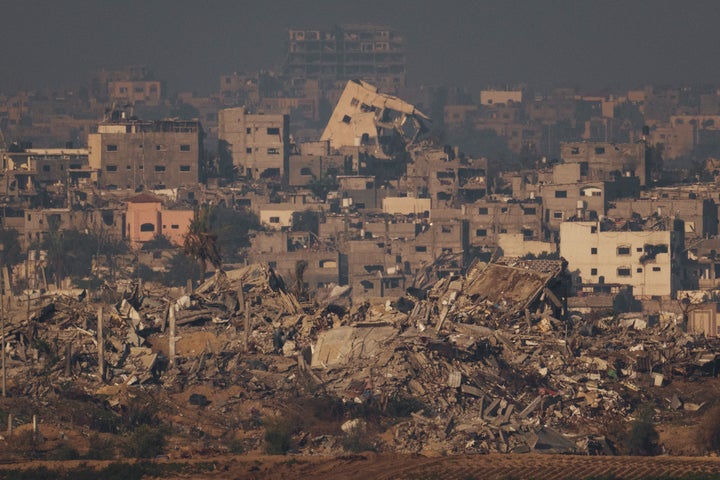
626;404;659;455
264;416;294;455
340;426;376;453
697;405;720;453
8;430;43;459
84;433;116;460
122;425;167;458
227;438;246;454
47;442;80;460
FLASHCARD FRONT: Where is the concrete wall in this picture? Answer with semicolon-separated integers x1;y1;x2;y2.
382;197;431;215
498;234;557;257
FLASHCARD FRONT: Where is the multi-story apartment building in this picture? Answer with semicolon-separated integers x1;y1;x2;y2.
560;141;648;186
248;230;339;292
284;25;406;91
88;115;202;190
217;107;289;180
464;199;543;248
108;81;163;106
560;220;684;298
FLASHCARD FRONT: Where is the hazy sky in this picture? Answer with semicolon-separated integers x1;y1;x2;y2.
2;0;719;94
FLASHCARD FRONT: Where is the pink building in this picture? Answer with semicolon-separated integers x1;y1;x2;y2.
125;193;193;247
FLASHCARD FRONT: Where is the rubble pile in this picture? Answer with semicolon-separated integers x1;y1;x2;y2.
1;260;719;456
308;259;720;454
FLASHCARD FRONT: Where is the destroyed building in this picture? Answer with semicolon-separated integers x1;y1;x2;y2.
404;143;489;208
286;140;348;187
320;80;430;159
107;80;163;107
8;206;123;250
608;190;718;240
338;175;388;211
0;148;92;200
249;230;339;293
560;141;648;187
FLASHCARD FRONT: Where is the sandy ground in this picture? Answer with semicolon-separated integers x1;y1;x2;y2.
4;453;720;479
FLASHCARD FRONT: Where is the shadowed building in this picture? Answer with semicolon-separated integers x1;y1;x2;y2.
88;114;202;190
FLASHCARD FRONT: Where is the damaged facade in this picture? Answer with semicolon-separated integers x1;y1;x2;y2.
320;80;430;159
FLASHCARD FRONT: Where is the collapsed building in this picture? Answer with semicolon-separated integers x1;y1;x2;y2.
6;253;715;458
320;80;430;159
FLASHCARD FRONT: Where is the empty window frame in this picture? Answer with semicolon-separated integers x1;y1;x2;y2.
617;267;631;277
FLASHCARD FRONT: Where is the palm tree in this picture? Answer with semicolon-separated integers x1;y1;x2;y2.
183;205;222;280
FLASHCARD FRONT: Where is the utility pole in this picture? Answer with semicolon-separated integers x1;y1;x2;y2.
168;306;176;367
244;300;250;352
97;306;104;380
1;293;5;397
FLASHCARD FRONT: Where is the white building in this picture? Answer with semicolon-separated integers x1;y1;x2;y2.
560;221;682;298
258;204;296;231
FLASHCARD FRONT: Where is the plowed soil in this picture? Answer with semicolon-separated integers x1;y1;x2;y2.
4;453;720;480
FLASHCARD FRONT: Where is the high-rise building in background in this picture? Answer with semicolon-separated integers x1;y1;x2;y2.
284;25;405;93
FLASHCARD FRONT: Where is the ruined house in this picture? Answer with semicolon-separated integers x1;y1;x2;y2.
560;141;648;187
248;230;339;293
608;190;718;240
320;80;430;159
404;143;488;208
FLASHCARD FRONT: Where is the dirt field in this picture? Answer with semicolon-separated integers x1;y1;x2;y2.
4;453;720;480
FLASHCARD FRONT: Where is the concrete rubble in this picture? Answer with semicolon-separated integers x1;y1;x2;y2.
1;258;719;455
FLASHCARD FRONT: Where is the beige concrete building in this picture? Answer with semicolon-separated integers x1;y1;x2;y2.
382;196;431;215
248;230;339;292
480;90;523;106
337;175;387;211
218;107;289;180
258;203;298;230
560;141;647;186
608;195;717;240
108;80;162;106
404;145;488;208
464;199;543;248
284;25;406;92
17;207;123;250
88;116;202;190
560;221;683;298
